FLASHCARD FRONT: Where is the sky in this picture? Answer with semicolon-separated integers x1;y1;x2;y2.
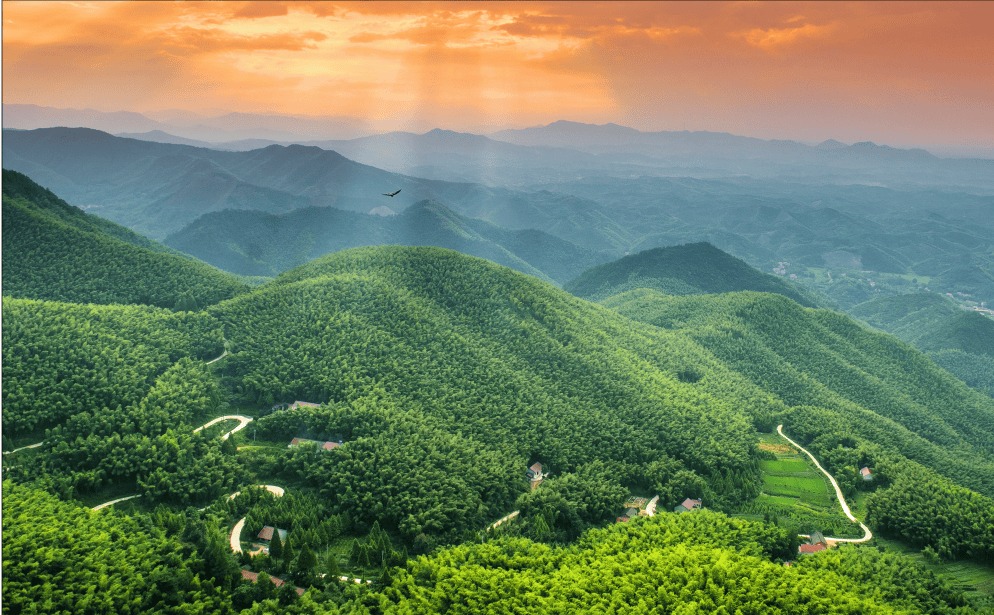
3;1;992;146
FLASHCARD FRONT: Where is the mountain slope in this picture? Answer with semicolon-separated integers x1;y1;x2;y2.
849;293;994;396
601;288;994;497
2;169;249;308
850;293;994;357
216;247;994;498
566;242;832;307
164;200;607;284
1;127;635;255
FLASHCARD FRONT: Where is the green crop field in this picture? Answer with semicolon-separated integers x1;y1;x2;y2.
762;475;828;493
760;459;810;474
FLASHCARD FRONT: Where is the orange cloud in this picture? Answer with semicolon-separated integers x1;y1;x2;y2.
2;1;991;146
737;22;837;49
232;2;291;19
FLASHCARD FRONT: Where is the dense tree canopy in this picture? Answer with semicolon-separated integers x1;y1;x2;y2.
2;298;224;435
2;169;249;308
2;482;235;615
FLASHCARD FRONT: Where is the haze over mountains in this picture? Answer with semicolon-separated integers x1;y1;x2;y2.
6;104;993;193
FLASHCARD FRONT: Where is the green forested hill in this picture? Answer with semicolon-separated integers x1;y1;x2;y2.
1;297;224;435
6;243;994;612
849;293;994;356
2;169;249;308
848;293;994;396
163;200;607;284
367;512;972;615
2;483;238;615
565;242;832;307
212;246;766;541
601;288;994;497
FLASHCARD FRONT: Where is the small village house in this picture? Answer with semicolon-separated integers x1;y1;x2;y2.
241;570;305;596
673;498;702;513
527;462;544;480
257;526;289;543
860;467;872;480
289;438;342;450
799;531;828;554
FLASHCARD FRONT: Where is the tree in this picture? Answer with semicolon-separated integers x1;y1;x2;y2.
270;531;284;560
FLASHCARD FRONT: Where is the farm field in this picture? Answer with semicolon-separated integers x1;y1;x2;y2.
734;432;860;539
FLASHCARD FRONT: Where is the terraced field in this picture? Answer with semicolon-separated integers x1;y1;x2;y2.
733;432;860;538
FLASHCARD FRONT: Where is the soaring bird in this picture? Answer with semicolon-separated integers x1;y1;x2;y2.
382;189;401;197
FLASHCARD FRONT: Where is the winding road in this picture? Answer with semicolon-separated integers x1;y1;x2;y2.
205;348;228;365
92;494;141;511
194;415;253;441
487;510;520;531
776;424;872;543
229;485;286;553
93;415;256;510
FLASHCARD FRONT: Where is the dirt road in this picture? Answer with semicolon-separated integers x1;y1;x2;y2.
777;424;872;543
194;415;253;441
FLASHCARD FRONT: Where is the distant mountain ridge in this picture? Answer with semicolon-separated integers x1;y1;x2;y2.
1;127;497;240
3;103;374;142
164;199;608;284
565;242;832;308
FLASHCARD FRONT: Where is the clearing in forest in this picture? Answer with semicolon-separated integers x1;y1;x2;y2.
732;432;860;539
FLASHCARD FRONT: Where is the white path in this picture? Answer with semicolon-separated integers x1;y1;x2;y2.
486;510;519;531
194;415;253;441
228;485;286;553
92;494;141;511
205;349;228;365
777;425;872;543
205;339;229;366
3;442;44;455
230;517;248;553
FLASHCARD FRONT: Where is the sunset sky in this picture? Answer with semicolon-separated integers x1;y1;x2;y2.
3;1;992;146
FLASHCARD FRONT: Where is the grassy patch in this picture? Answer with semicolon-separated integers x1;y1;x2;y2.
760;459;810;474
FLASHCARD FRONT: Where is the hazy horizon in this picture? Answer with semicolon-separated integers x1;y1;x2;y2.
3;1;992;150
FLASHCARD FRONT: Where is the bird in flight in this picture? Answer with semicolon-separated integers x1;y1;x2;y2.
383;189;401;197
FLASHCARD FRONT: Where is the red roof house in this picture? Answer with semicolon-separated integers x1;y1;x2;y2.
799;543;827;554
674;498;703;513
241;570;305;596
257;526;289;542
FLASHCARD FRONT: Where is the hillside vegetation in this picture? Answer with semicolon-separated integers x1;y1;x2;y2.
5;204;994;612
164;200;606;284
2;169;249;308
566;242;831;307
849;293;994;396
601;288;994;497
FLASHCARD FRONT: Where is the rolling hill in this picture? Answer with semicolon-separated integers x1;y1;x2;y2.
2;169;249;308
163;200;608;284
6;240;994;612
849;293;994;357
565;242;832;308
849;293;994;396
